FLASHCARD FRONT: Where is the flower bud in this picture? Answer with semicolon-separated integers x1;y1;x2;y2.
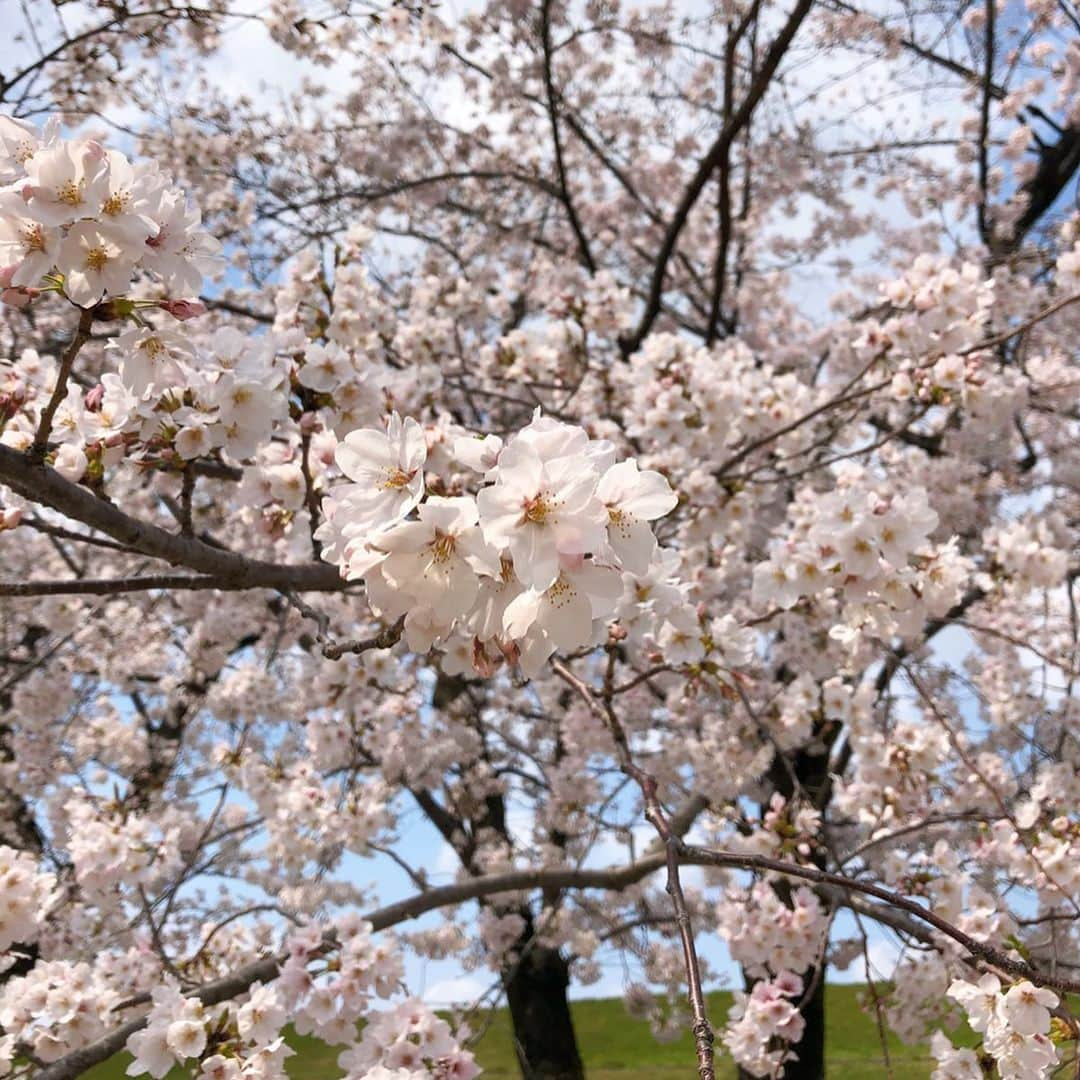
158;299;208;321
84;384;105;412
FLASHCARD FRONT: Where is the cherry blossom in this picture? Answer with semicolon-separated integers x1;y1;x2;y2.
476;437;608;592
0;3;1079;1076
595;460;679;574
330;412;428;538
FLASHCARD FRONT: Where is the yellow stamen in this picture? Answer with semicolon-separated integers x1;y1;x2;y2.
102;192;129;216
608;506;634;540
140;337;167;359
431;532;456;563
58;180;83;206
522;493;553;525
20;224;45;253
380;468;414;490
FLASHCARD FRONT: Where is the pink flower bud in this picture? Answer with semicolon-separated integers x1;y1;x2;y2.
1;288;31;309
84;384;105;412
158;299;208;321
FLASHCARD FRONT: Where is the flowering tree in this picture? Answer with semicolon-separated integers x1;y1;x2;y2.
1;1;1079;1079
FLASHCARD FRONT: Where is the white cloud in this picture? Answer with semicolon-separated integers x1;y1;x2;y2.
423;974;490;1005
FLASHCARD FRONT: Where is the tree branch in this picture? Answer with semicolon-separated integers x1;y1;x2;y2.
540;0;596;274
620;0;813;356
0;446;345;592
0;576;262;597
31;308;94;458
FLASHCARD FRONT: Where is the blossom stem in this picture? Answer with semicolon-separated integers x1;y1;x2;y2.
553;656;717;1080
30;306;94;459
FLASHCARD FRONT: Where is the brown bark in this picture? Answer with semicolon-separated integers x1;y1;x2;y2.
505;932;585;1080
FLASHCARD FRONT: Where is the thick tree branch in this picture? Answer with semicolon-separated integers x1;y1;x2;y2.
539;0;596;274
620;0;814;356
993;122;1080;255
679;843;1080;995
0;446;345;592
34;831;1080;1080
0;575;261;596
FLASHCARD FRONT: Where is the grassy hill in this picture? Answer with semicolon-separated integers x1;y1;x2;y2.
83;984;958;1079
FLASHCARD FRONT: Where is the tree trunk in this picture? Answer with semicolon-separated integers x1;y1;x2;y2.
740;736;833;1080
504;940;585;1080
785;970;825;1079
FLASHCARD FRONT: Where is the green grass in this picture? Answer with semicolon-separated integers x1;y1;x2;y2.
83;985;961;1079
467;987;945;1079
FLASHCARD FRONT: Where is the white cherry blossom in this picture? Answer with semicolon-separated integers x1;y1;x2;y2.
56;222;137;306
477;439;607;591
332;412;427;535
17;141;108;227
503;556;623;675
1000;981;1058;1036
377;496;500;623
0;214;59;286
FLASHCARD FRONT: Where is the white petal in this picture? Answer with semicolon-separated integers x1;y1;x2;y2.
622;470;678;520
335;428;395;480
539;573;594;650
503;589;542;639
376;521;433;555
512;524;560;591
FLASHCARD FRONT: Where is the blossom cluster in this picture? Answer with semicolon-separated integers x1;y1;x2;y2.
0;119;290;479
1;952;157;1067
273;227;442;430
125;918;478;1079
944;974;1059;1079
716;883;829;979
0;845;58;953
864;257;996;363
722;972;806;1078
317;409;686;676
751;464;972;644
0;325;289;481
0;115;219;307
985;515;1072;590
65;796;183;896
615;332;820;484
225;752;393;866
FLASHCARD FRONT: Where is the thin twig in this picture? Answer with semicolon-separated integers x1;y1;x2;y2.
31;308;94;458
957;292;1080;355
321;619;404;660
553;657;716;1080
